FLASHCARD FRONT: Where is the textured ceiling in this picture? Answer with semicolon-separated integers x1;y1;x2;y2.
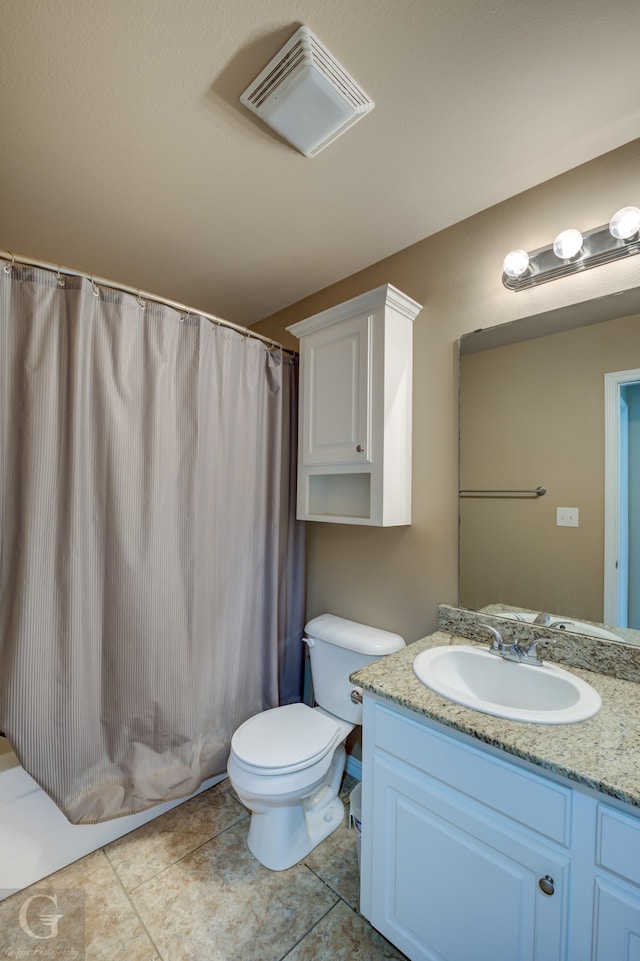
1;0;639;325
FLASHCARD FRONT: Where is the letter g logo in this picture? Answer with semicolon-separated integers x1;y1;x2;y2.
18;893;64;939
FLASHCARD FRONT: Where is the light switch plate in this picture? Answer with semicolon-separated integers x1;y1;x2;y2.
557;507;579;527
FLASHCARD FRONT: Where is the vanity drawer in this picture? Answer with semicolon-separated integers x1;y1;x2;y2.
371;701;572;846
596;804;640;886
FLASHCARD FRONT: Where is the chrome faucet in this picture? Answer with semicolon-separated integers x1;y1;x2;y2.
483;624;556;667
484;625;520;662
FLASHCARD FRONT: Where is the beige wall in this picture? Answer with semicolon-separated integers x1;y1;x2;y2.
459;312;640;622
253;139;640;645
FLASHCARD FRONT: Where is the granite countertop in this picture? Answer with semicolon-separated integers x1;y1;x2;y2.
351;629;640;811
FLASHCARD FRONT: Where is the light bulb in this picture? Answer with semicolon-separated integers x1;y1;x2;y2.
609;206;640;241
553;229;583;260
502;249;530;279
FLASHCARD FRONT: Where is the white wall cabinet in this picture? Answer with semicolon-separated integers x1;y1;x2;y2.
360;695;640;961
287;284;421;526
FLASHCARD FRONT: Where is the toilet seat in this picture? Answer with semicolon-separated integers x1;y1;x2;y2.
231;703;342;776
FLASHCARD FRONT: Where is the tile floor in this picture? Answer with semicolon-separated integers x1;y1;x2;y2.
0;774;409;961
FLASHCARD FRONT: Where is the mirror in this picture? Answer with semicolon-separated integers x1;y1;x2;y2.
459;287;640;647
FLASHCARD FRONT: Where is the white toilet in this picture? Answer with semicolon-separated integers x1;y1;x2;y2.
227;613;405;870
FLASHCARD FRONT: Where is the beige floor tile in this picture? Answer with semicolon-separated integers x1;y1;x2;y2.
105;780;247;890
0;772;397;961
0;849;159;961
284;899;409;961
130;819;338;961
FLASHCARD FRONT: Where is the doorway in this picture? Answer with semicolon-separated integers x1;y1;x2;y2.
604;369;640;628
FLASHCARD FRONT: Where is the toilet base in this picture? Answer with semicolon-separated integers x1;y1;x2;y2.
246;745;347;871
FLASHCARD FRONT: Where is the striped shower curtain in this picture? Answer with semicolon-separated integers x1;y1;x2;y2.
0;261;305;823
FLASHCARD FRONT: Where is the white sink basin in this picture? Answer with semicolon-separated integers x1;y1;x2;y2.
498;611;624;643
413;645;601;724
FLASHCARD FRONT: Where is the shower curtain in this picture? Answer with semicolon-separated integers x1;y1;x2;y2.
0;262;305;823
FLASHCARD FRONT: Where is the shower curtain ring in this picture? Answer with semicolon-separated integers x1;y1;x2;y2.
3;251;15;273
90;278;100;297
56;267;65;288
180;307;192;324
136;291;146;309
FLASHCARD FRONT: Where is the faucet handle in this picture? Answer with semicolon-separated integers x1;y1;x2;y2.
519;634;557;665
533;612;551;625
483;624;506;651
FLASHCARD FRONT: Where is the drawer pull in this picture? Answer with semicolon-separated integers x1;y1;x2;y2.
538;875;555;896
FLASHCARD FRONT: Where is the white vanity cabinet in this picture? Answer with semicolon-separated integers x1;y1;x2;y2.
360;695;640;961
361;698;571;961
286;284;421;526
592;804;640;959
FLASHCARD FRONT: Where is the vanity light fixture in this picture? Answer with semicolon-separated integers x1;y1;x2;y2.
502;205;640;290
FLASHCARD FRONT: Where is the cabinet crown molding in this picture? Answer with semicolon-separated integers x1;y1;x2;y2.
286;283;422;338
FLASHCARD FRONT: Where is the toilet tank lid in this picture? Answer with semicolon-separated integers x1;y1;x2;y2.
305;613;405;655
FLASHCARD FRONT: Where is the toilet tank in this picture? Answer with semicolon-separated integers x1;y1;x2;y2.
304;614;405;724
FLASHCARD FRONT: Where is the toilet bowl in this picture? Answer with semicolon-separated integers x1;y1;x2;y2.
227;613;405;871
228;702;354;870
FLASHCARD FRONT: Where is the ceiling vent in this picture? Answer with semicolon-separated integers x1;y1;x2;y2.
240;26;374;158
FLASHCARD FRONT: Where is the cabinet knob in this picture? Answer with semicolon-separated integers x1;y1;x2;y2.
356;444;365;453
538;875;555;896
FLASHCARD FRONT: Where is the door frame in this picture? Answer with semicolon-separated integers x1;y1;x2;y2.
604;368;640;625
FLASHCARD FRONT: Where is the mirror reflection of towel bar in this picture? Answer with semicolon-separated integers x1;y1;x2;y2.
459;486;546;498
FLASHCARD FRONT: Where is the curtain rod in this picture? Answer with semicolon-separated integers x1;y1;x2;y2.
0;250;297;357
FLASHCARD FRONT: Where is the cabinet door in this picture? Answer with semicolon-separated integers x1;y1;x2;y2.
367;755;568;961
593;803;640;960
592;878;640;960
301;311;371;466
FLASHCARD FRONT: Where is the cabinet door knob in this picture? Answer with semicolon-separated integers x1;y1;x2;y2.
356;444;365;453
538;875;555;896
